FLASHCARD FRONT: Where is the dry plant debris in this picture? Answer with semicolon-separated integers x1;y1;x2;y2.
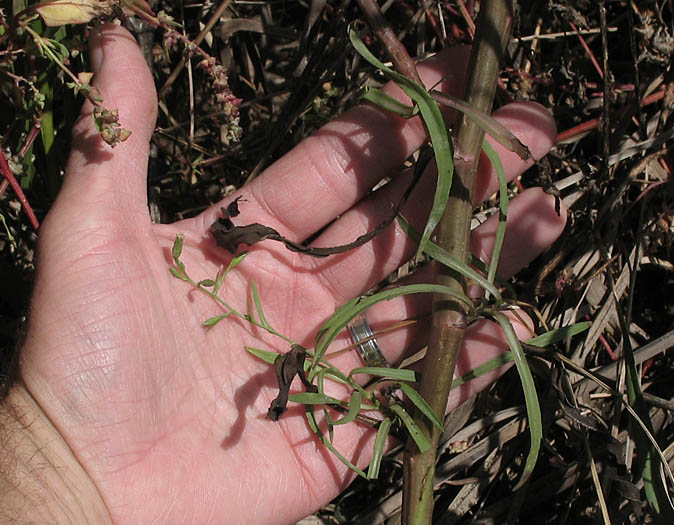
2;1;674;523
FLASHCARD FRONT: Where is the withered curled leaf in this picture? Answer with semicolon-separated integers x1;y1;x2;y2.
36;0;112;27
267;345;315;421
211;151;429;257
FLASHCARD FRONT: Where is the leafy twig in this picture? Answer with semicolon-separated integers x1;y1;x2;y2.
402;1;513;523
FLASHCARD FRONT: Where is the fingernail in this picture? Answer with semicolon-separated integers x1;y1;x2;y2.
89;27;104;73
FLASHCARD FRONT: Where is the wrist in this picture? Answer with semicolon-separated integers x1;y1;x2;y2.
0;383;111;523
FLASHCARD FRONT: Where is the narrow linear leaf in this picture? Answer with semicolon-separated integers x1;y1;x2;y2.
39;81;54;155
315;368;327;396
397;214;502;301
363;87;416;118
324;407;335;443
203;312;231;327
618;300;674;519
289;392;343;405
482;141;509;292
492;312;542;490
349;27;453;257
349;366;420;382
431;90;531;160
245;346;280;365
448;321;592;392
311;283;472;378
214;252;248;294
527;321;592;347
368;417;392;479
250;280;272;330
333;391;363;426
305;408;367;478
451;352;514;390
390;403;430;453
317;365;354;388
397;382;443;431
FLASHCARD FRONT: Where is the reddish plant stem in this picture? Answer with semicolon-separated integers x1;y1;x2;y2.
556;85;669;143
0;149;39;230
569;21;604;79
157;0;234;98
356;0;423;85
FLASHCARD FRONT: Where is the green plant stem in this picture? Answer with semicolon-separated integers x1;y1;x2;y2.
402;1;513;523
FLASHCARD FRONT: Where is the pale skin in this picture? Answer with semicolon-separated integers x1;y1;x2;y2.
0;24;567;523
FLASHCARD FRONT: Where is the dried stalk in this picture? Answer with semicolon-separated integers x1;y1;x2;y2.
356;0;423;85
402;1;513;523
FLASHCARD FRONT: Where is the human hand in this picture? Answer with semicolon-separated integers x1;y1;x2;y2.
5;24;565;523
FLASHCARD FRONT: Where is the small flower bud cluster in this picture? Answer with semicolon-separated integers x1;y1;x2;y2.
197;57;243;145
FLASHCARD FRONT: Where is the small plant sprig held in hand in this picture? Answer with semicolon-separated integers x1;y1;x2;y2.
169;230;452;479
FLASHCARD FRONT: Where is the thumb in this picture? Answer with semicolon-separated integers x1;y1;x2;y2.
49;23;158;230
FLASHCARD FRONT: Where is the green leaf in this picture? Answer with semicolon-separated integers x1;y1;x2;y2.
250;280;272;330
349;27;454;258
492;312;542;489
305;408;368;478
368;417;392;479
203;313;231;327
349;367;420;382
289;392;343;405
526;321;592;347
315;367;327;396
170;267;186;280
450;352;514;390
311;283;472;378
198;279;216;287
397;214;502;301
39;81;54;155
214;252;247;294
481;140;509;293
171;234;184;262
245;346;280;365
618;300;674;519
448;322;592;390
397;382;443;431
363;87;416;118
333;391;363;426
390;403;430;453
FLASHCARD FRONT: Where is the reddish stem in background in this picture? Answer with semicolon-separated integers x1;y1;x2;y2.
569;21;603;79
556;85;668;143
20;123;41;158
0;149;40;230
598;332;618;361
456;0;476;38
423;3;446;47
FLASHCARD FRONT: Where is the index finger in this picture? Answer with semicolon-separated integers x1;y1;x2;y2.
197;47;471;241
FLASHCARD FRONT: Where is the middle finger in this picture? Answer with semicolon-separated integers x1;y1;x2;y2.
307;102;557;304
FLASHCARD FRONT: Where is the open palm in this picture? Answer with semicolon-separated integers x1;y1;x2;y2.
19;25;566;523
